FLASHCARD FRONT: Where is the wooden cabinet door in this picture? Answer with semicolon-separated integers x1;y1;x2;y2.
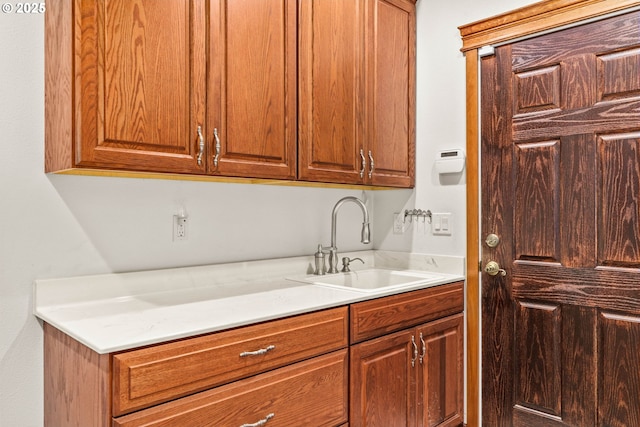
416;314;463;427
299;0;415;187
365;0;416;187
350;328;417;427
208;0;297;180
298;0;366;185
74;0;207;174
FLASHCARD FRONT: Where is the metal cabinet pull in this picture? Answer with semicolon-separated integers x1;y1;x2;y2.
359;149;366;178
239;413;274;427
411;336;418;367
368;150;374;178
419;332;426;364
213;127;221;168
240;345;276;357
196;125;205;166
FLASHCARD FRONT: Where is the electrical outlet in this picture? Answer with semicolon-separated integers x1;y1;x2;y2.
393;213;405;234
173;215;188;241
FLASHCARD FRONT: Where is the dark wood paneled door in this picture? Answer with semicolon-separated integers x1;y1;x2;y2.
481;11;640;427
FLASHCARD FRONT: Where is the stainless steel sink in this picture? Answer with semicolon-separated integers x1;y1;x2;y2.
288;268;443;292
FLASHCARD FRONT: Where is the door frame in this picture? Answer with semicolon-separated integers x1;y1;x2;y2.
458;1;640;426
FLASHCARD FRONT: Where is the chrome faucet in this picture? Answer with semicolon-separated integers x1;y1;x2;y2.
320;196;371;274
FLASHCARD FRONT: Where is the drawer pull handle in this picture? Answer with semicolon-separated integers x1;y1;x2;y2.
240;413;275;427
240;345;276;357
419;332;426;364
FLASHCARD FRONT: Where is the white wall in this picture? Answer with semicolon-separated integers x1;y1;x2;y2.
0;1;532;425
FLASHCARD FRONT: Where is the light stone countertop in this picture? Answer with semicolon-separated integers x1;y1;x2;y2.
34;251;464;354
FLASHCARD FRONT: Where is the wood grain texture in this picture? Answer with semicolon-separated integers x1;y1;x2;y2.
114;349;349;427
104;0;189;148
350;281;464;344
44;0;73;172
561;305;597;426
598;312;640;427
73;0;207;173
458;0;640;52
298;0;416;187
113;307;348;416
209;0;297;179
462;3;640;427
350;328;416;427
481;10;640;427
480;45;515;427
514;141;561;263
298;0;364;184
597;133;640;268
464;47;480;427
367;0;416;188
43;323;111;427
419;314;464;427
513;301;562;417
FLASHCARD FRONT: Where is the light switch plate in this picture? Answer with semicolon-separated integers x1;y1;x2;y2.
432;213;452;236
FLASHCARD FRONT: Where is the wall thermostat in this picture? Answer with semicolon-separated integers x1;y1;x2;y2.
435;148;465;174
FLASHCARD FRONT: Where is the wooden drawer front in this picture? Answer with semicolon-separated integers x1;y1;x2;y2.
113;349;349;427
113;307;348;416
350;281;464;343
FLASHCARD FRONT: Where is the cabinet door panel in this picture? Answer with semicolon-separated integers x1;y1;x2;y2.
209;0;297;179
298;0;365;184
366;0;416;187
76;0;206;173
351;329;417;427
417;314;463;427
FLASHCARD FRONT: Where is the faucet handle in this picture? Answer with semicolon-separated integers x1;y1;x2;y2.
341;257;364;272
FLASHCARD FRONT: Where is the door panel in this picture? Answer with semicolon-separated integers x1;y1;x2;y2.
599;312;640;427
513;301;562;417
208;0;297;179
481;11;640;427
298;0;365;184
418;314;464;427
598;133;640;267
367;0;415;187
350;329;416;427
77;0;207;173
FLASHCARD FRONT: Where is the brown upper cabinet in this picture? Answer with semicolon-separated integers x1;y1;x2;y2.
299;0;416;187
46;0;415;187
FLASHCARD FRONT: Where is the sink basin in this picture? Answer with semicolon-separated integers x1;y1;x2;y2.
288;268;444;292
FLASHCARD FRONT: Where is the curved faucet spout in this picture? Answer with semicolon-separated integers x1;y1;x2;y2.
327;196;371;273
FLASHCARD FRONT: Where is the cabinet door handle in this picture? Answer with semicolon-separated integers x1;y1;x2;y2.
411;336;418;367
368;150;374;178
239;345;275;357
239;413;274;427
196;125;205;166
359;149;366;178
213;127;221;168
419;332;426;364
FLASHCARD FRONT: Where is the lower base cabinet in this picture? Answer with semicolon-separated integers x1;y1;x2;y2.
43;282;464;427
350;314;463;427
349;282;464;427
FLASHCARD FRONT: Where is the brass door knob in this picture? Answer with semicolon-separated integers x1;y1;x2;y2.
485;261;507;276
